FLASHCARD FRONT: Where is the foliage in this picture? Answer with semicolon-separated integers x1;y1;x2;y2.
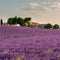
7;16;31;26
17;17;24;26
7;16;17;25
44;23;53;29
0;19;3;25
53;24;59;29
23;22;28;26
24;17;31;23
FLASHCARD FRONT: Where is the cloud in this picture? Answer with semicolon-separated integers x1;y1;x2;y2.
38;2;60;12
21;2;60;12
29;3;39;9
15;2;60;18
16;2;60;19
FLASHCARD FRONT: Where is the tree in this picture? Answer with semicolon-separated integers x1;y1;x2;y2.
7;16;31;26
13;16;17;24
23;22;28;26
1;19;3;25
24;17;31;23
27;22;31;27
17;17;24;26
7;16;17;25
44;23;53;29
23;17;31;27
53;24;59;29
7;18;14;25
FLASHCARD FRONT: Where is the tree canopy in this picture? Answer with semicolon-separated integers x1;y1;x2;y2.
7;16;31;26
0;19;3;25
53;24;59;29
24;17;31;23
44;23;53;29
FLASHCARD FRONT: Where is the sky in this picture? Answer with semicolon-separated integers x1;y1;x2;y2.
0;0;60;25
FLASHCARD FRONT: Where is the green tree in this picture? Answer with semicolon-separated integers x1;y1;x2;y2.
7;16;31;26
44;23;53;29
7;16;17;25
27;22;31;27
24;17;31;23
53;24;59;29
23;17;31;27
17;17;24;26
13;16;17;24
7;18;14;25
23;22;28;26
1;19;3;25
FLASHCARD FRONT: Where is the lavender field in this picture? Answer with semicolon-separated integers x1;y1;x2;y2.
0;25;60;60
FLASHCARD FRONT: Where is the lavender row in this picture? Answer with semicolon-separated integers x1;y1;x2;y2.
0;25;60;60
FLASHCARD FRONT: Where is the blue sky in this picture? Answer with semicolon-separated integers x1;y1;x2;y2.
0;0;60;25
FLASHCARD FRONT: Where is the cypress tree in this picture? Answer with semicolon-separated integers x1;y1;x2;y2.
1;19;3;25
